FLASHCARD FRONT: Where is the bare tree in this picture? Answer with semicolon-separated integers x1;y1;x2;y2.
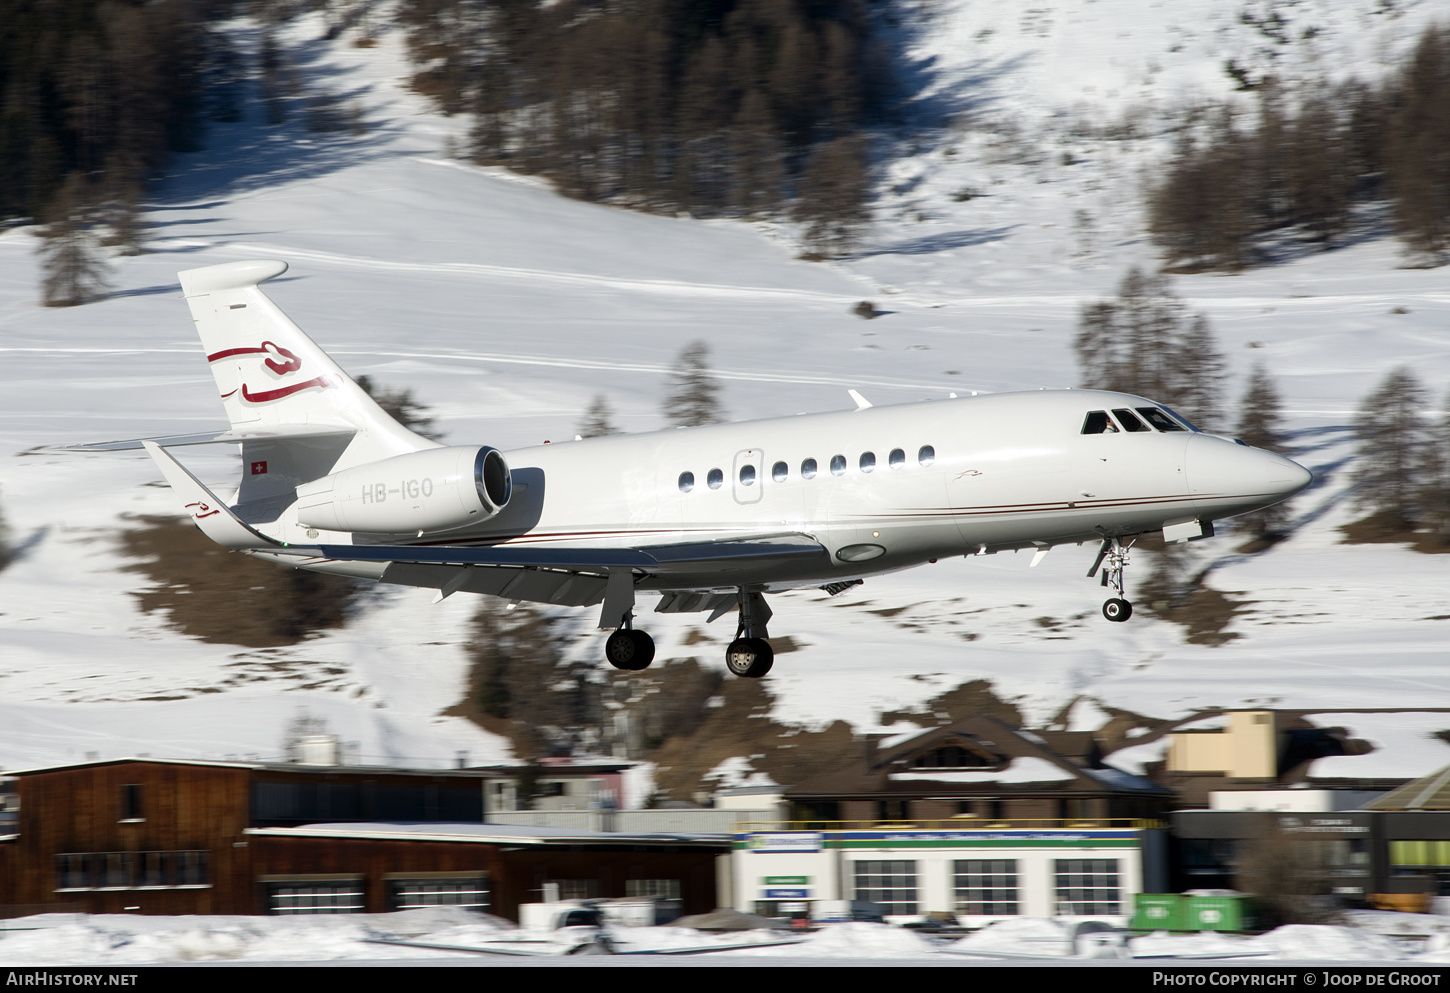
280;708;330;763
1074;267;1226;429
37;173;111;307
661;341;723;428
1352;367;1428;533
578;394;619;438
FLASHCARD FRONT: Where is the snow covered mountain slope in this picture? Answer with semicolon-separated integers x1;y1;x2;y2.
0;2;1447;779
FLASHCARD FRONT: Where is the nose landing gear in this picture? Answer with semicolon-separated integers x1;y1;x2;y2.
1089;536;1136;623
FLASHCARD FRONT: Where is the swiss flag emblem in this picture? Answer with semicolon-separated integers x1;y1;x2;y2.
250;461;268;475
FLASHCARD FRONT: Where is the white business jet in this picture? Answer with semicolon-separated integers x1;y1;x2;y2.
88;260;1311;678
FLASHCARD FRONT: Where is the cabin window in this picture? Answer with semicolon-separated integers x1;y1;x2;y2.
801;458;818;479
707;468;723;490
1081;411;1118;434
678;471;694;493
918;445;935;466
739;464;756;486
1112;408;1150;432
1137;407;1187;432
889;448;905;469
830;454;847;476
772;461;788;482
860;451;876;473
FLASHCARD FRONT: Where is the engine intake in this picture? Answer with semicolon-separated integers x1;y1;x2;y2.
294;446;511;534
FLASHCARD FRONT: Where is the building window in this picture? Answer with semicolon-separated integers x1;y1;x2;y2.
120;784;143;821
389;876;489;912
268;880;365;915
1054;859;1120;915
954;860;1019;916
546;879;600;900
910;745;997;769
626;879;681;899
853;860;917;916
55;850;209;891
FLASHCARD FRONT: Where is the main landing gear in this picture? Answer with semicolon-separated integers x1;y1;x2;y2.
724;590;774;678
1088;536;1135;623
604;616;655;671
599;576;775;678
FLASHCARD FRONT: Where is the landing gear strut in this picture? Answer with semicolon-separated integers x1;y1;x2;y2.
604;613;655;671
724;590;774;678
1088;536;1135;623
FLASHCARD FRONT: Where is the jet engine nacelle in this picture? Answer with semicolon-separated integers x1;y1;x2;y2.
294;446;511;534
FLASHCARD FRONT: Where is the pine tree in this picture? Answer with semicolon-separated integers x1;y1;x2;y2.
1419;387;1450;543
662;341;723;428
1352;367;1428;533
0;486;12;573
355;374;441;441
37;173;111;307
1236;364;1291;539
578;394;619;438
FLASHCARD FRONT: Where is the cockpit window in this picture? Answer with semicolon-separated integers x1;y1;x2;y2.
1082;410;1118;434
1154;405;1200;432
1136;407;1187;432
1112;408;1150;432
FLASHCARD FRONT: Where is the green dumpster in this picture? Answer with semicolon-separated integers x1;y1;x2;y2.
1130;893;1184;931
1183;893;1254;932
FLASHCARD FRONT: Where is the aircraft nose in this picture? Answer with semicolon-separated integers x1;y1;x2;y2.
1186;434;1313;511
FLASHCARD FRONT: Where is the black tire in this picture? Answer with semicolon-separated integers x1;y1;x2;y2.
1102;598;1133;623
725;637;774;678
605;629;655;670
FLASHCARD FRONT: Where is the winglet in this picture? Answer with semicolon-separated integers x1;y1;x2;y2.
848;389;872;410
142;441;281;551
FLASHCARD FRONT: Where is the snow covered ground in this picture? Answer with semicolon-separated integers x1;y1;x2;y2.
5;912;1450;965
0;1;1448;798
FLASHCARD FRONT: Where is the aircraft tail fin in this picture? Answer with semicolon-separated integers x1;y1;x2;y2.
177;260;439;516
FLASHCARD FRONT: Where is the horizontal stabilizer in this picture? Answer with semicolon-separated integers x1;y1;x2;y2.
142;442;281;551
297;536;828;575
65;423;356;452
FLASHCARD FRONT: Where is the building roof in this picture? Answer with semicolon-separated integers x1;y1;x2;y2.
1361;765;1450;811
2;756;498;779
787;715;1170;799
245;822;729;847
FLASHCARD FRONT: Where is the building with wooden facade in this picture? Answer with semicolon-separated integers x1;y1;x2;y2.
0;758;724;920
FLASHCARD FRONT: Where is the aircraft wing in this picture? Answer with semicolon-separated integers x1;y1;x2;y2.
66;424;355;451
299;536;829;575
